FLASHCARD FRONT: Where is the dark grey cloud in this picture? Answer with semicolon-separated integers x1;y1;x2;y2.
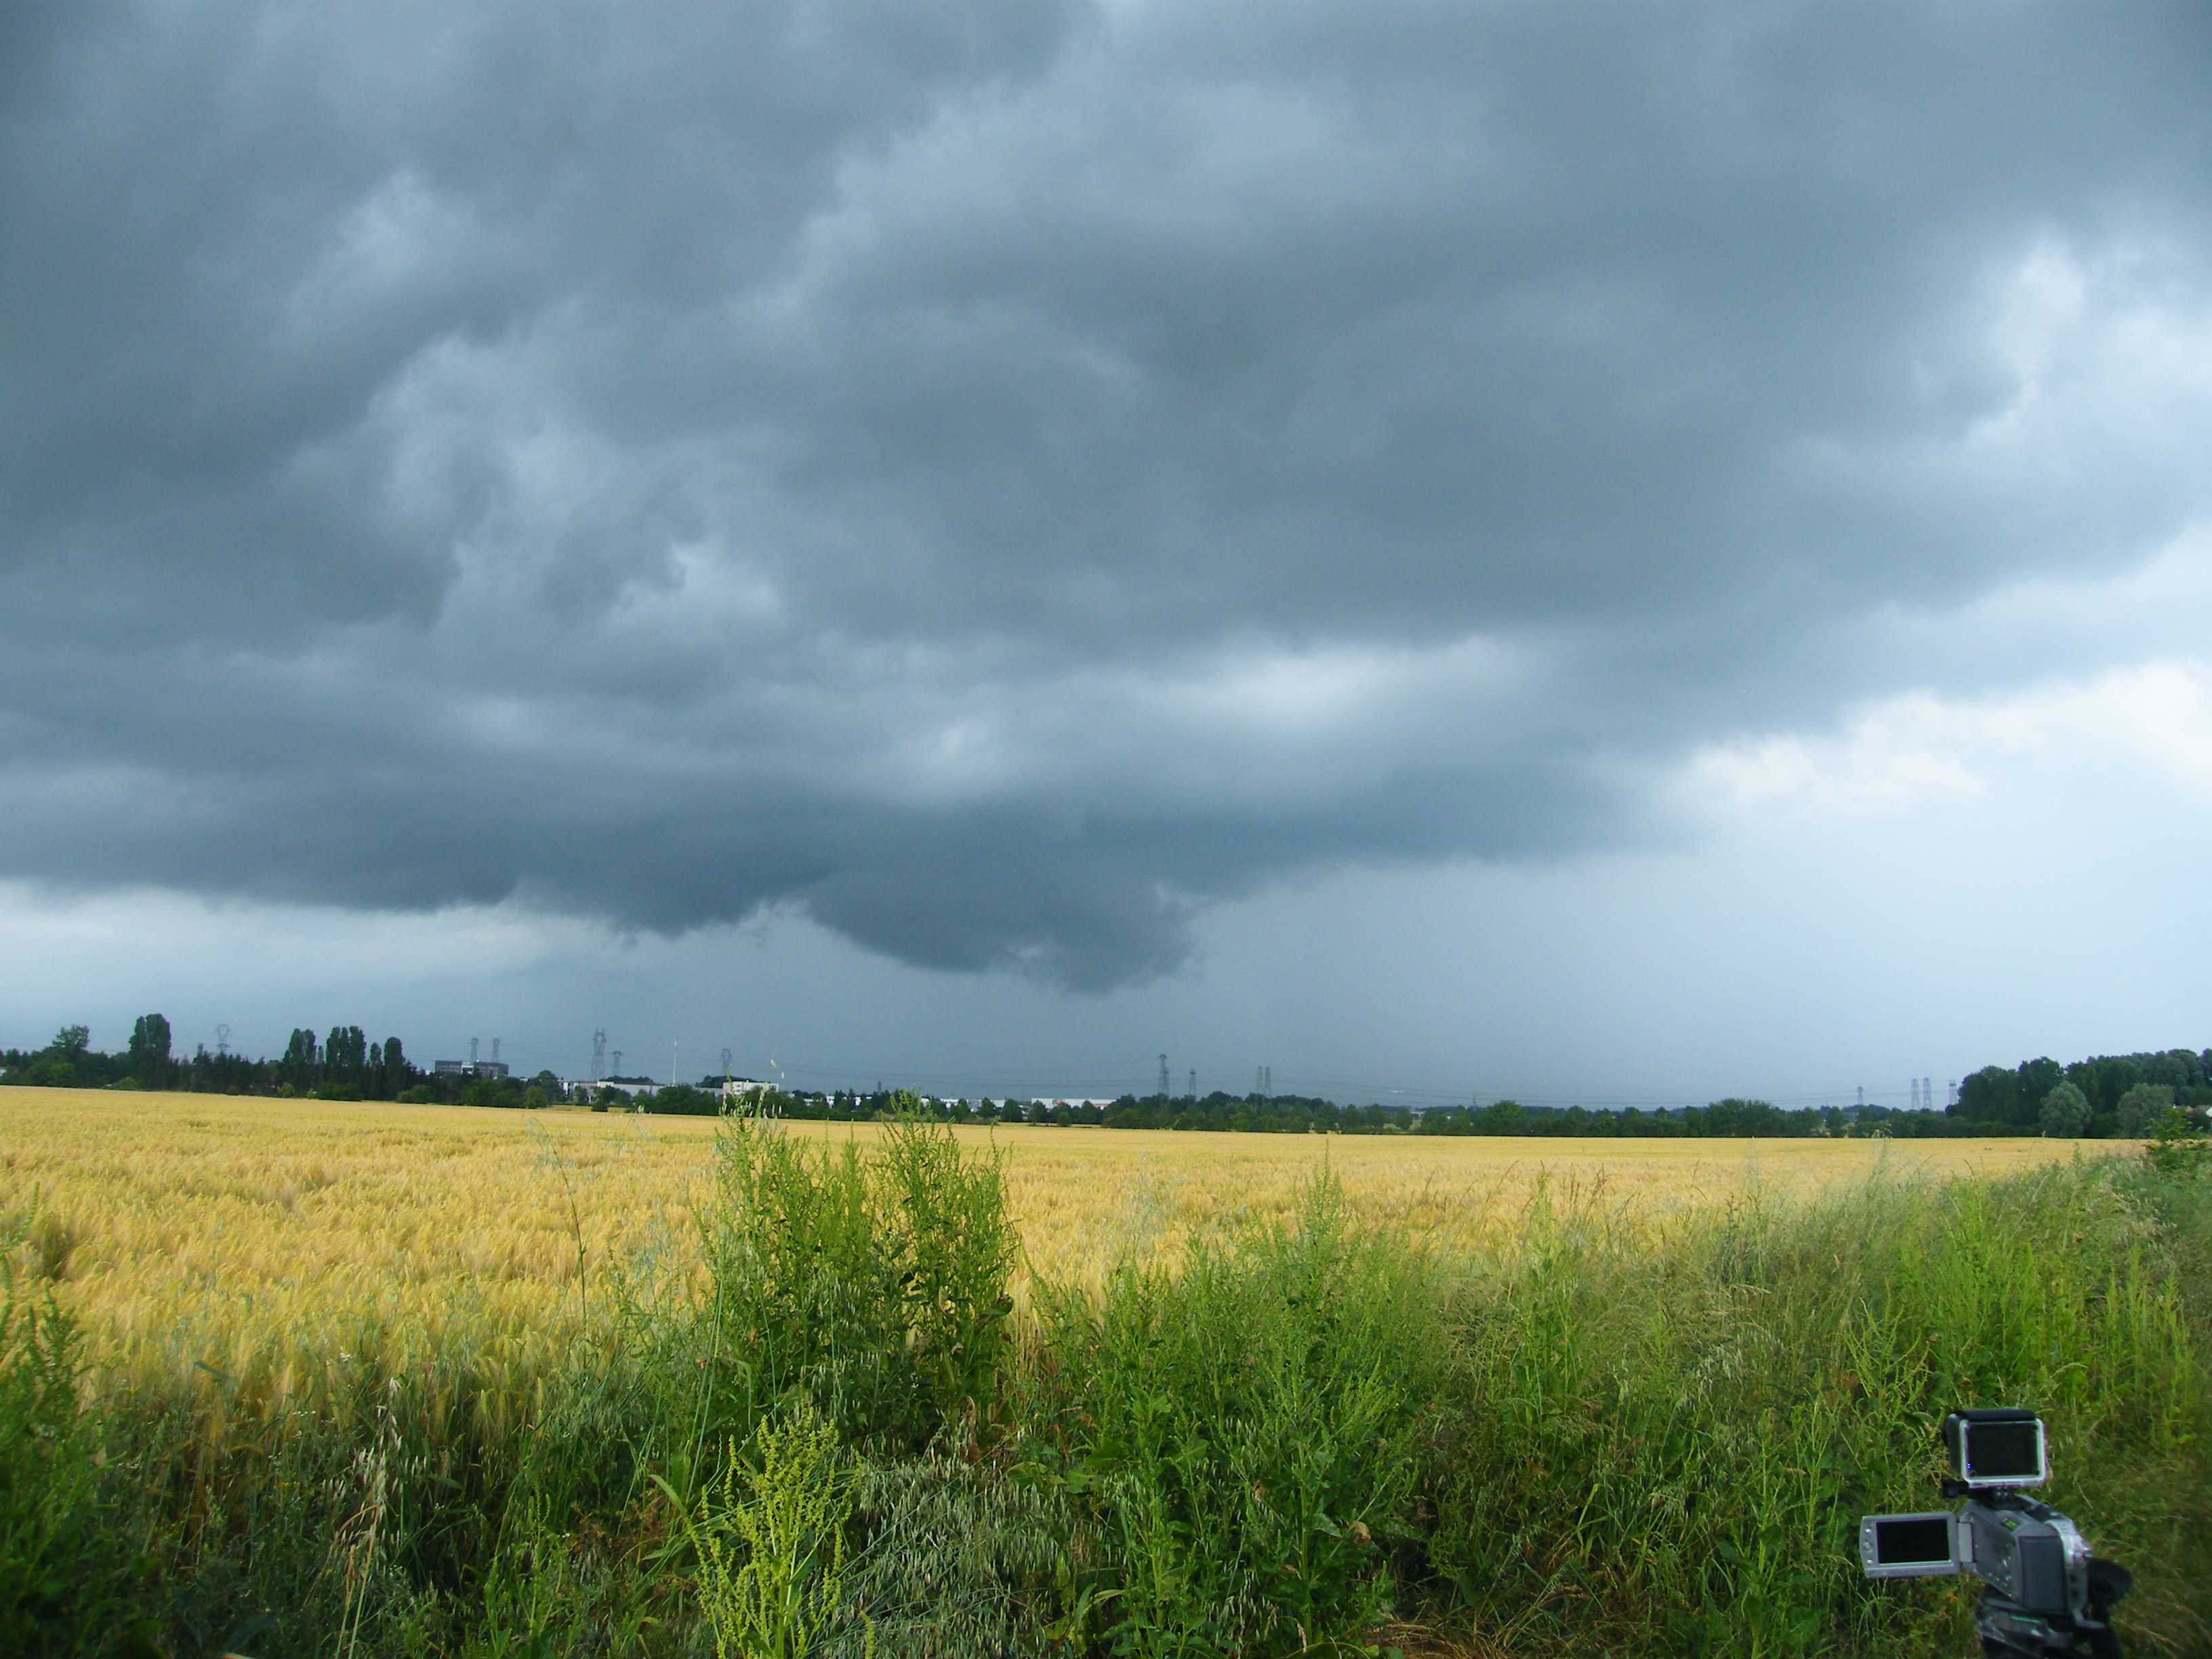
3;0;2209;987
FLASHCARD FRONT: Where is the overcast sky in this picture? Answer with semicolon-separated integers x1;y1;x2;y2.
3;1;2209;1105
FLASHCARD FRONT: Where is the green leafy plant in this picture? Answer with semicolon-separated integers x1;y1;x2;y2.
2146;1105;2210;1176
0;1271;161;1658
1044;1168;1438;1657
688;1405;863;1659
695;1111;1015;1456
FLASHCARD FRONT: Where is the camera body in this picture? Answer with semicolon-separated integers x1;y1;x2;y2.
1960;1494;2092;1621
1856;1409;2128;1658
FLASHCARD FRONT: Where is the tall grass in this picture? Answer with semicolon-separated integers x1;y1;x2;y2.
1037;1171;1444;1656
690;1113;1017;1462
1425;1160;2207;1655
1;1122;2205;1658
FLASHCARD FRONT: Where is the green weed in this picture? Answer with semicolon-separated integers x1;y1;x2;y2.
1042;1168;1441;1656
688;1405;863;1659
693;1112;1016;1460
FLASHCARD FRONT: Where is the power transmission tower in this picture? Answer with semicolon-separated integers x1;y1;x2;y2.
592;1029;607;1082
721;1046;733;1084
470;1037;479;1067
215;1023;230;1058
492;1038;501;1066
1158;1053;1170;1099
1188;1067;1196;1100
611;1050;622;1078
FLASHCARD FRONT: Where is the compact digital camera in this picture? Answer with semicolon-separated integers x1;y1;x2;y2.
1858;1409;2131;1658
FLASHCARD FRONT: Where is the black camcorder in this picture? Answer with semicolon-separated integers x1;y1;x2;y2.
1858;1409;2131;1658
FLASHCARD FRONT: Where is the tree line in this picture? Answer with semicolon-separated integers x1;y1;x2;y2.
9;1017;2207;1142
0;1017;562;1109
1952;1047;2212;1139
705;1088;2043;1139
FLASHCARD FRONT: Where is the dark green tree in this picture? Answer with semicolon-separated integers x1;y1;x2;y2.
126;1014;171;1084
1479;1099;1527;1135
2066;1055;2143;1118
1954;1065;2016;1122
376;1036;407;1098
2016;1057;2065;1124
324;1026;367;1077
2116;1084;2174;1140
278;1029;320;1092
2040;1080;2092;1139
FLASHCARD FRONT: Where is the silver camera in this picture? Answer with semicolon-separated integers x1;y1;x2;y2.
1856;1410;2129;1658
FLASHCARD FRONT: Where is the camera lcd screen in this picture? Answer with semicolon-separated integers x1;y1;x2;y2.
1861;1512;1960;1578
1873;1516;1955;1567
1966;1420;2043;1482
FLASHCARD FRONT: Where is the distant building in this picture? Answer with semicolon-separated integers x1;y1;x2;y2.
434;1059;510;1078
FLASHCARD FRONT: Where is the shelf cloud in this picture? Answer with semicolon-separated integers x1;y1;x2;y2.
3;0;2209;989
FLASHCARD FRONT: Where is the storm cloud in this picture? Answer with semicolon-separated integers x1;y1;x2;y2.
3;0;2209;989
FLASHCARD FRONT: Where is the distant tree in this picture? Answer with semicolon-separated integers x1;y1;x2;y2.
1691;1098;1793;1137
651;1084;718;1115
2068;1055;2144;1118
2039;1081;2092;1139
127;1013;172;1084
367;1036;411;1100
1953;1065;2015;1121
279;1029;321;1090
312;1027;367;1097
325;1026;368;1078
2017;1058;2065;1124
20;1024;92;1088
2142;1049;2205;1091
2116;1084;2175;1140
1478;1099;1527;1135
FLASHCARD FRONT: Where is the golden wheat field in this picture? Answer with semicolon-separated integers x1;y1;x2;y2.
2;1086;2090;1410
